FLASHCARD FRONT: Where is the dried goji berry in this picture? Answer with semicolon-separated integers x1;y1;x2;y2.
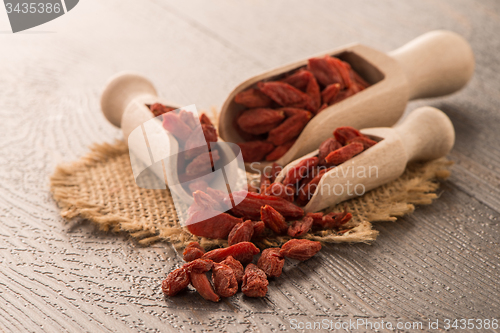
237;108;285;135
199;113;213;126
321;83;341;105
228;220;254;246
186;211;242;239
265;140;295;161
179;109;197;129
188;179;209;194
162;111;192;142
162;267;190;296
318;138;342;165
279;239;322;261
220;255;244;284
212;263;238;297
264;182;295;202
307;55;343;87
352;70;369;89
282;157;319;186
150;103;175;117
282;69;314;91
324;142;364;165
234;88;272;108
185;150;220;176
333;126;363;145
183;242;205;262
206;188;229;204
261;205;288;235
347;136;377;149
260;169;272;193
201;242;260;264
258;81;312;111
287;216;314;237
267;108;312;146
190;272;220;302
251;221;266;239
257;248;284;278
296;168;330;206
183;258;213;274
226;191;304;221
318;207;352;229
269;162;283;183
237;141;275;163
241;264;269;297
306;212;324;226
306;74;321;112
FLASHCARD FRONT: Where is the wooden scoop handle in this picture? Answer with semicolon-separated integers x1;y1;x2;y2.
100;72;158;128
395;106;455;163
389;30;474;100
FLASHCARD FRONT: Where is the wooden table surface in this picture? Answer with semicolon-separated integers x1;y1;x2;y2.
0;1;499;332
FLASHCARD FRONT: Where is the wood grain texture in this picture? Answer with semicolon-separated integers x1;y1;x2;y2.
0;0;499;332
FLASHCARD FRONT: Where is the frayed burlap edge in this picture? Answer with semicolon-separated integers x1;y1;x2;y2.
50;140;452;250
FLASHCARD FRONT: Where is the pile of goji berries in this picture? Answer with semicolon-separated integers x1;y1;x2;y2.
261;126;378;206
148;104;219;195
162;239;321;301
234;55;369;162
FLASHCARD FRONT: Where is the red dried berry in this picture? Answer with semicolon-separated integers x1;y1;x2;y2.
318;138;342;165
162;267;190;297
347;136;377;149
287;216;314;237
267;108;312;146
237;141;275;163
282;157;319;186
237;108;285;135
186;211;243;239
265;140;295;161
321;83;341;105
179;109;197;129
279;239;322;261
150;103;175;117
241;264;269;297
260;205;288;235
183;242;205;262
333;126;363;145
257;248;285;278
162;111;192;143
258;81;312;110
220;256;244;284
264;182;295;202
251;221;266;239
199;113;213;126
226;191;304;221
190;272;220;302
234;88;272;108
212;263;238;298
228;220;254;246
324;142;364;165
201;242;260;265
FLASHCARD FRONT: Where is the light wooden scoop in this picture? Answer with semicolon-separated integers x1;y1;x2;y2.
275;106;455;213
100;72;244;206
219;30;473;172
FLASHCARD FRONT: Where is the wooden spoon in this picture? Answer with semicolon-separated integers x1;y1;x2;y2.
274;106;455;213
100;72;245;206
219;30;473;172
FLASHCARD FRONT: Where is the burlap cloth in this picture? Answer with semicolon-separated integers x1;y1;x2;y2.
50;141;452;250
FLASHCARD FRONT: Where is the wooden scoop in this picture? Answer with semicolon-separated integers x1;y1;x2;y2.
218;30;473;172
275;106;455;213
100;72;245;206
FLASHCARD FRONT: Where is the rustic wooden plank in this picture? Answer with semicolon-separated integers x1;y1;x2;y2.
0;0;499;332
